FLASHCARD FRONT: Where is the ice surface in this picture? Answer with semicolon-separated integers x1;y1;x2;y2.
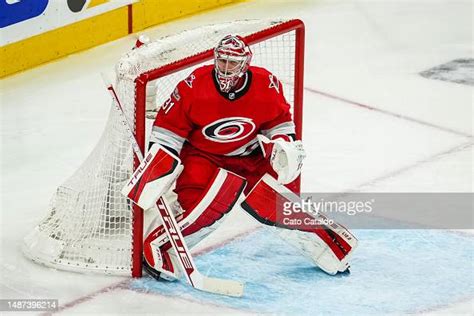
133;228;474;315
420;58;474;86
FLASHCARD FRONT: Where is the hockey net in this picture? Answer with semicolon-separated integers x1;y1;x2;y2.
23;19;305;276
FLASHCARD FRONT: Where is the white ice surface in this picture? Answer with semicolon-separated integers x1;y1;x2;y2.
1;0;472;314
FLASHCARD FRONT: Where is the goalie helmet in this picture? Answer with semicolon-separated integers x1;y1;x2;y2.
213;35;253;93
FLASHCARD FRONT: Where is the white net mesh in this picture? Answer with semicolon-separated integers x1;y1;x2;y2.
23;19;301;275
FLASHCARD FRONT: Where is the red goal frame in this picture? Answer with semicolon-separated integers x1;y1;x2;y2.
131;19;305;277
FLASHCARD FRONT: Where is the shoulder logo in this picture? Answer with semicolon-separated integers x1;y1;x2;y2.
184;74;196;88
172;87;181;101
269;74;280;93
202;117;255;143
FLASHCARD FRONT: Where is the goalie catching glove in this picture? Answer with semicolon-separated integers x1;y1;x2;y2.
257;134;306;184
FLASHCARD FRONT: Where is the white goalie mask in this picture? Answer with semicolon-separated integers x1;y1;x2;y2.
214;35;253;93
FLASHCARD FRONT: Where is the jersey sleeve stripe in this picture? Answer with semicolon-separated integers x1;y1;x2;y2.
150;126;186;153
261;121;296;139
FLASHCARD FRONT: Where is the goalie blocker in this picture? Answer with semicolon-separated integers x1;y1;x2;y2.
241;174;358;275
122;143;183;210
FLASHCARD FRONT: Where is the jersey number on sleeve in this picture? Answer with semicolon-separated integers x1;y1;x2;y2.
162;98;175;114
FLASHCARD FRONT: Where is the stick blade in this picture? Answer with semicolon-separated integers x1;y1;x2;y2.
196;276;244;297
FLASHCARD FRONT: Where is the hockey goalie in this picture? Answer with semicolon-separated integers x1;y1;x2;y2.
123;35;358;281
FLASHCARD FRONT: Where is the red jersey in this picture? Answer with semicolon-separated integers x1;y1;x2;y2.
151;65;295;156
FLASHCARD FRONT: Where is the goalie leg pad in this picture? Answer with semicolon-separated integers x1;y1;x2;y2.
143;168;246;278
241;174;358;275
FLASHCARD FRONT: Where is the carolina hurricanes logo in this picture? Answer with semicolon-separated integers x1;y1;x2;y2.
202;117;255;143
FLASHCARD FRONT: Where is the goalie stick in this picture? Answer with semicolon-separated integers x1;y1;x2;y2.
101;74;244;297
